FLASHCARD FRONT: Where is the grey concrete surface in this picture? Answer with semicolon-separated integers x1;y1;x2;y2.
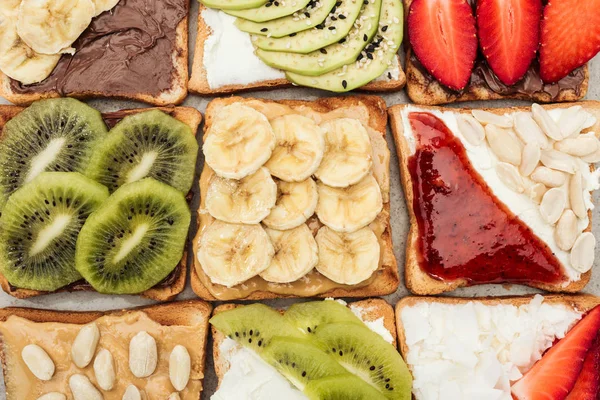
0;0;599;398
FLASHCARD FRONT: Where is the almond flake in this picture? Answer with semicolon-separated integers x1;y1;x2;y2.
519;143;541;177
539;188;566;225
472;110;513;127
569;171;587;219
581;146;600;163
525;183;547;204
558;106;588;138
570;232;596;273
456;114;485;146
554;136;599;157
514;112;550;149
532;104;563;141
555;210;579;251
530;166;567;187
486;125;522;165
496;163;525;193
540;150;578;174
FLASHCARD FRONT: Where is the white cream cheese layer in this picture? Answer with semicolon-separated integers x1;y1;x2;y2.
211;301;394;399
400;105;598;282
401;295;582;400
201;8;400;89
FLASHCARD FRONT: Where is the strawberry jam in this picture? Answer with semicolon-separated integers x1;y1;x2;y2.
407;112;565;285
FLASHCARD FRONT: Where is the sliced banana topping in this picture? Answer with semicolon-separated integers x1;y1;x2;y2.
259;225;318;283
17;0;96;55
316;174;383;233
0;16;60;85
198;221;274;288
262;178;318;230
265;114;325;182
92;0;120;16
0;0;22;18
205;167;277;224
204;104;276;179
315;226;380;285
315;118;373;188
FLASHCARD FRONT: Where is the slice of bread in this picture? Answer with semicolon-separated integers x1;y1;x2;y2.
0;2;189;106
388;101;599;295
0;300;212;399
211;298;397;388
192;95;399;300
395;294;600;364
0;105;202;301
402;0;589;105
189;4;406;95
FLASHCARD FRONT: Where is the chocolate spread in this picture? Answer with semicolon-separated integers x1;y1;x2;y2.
9;0;187;97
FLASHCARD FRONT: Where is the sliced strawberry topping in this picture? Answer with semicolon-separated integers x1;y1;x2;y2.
540;0;600;83
566;333;600;400
512;305;600;400
476;0;542;86
408;0;478;90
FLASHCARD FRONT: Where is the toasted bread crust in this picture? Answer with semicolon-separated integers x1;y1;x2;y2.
189;4;406;95
192;95;399;300
0;10;189;106
402;0;589;105
0;105;202;301
211;298;397;388
388;102;599;295
395;294;600;361
0;300;212;400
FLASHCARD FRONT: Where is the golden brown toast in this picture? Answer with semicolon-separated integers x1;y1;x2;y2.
192;95;399;300
0;105;202;301
388;101;599;295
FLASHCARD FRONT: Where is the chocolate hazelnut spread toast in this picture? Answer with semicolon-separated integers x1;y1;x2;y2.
0;104;202;301
389;102;600;295
192;95;399;300
0;300;212;399
0;0;190;106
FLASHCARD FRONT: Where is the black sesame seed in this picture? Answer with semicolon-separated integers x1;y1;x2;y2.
367;52;373;59
320;48;327;54
305;12;310;17
357;53;364;61
329;26;336;30
302;371;307;377
261;28;268;32
363;34;368;41
274;1;279;5
339;14;346;19
382;25;388;32
316;23;325;29
342;80;348;89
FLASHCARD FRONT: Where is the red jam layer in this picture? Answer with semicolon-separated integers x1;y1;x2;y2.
407;112;566;285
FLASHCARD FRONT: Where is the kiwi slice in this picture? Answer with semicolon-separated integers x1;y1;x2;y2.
262;337;348;390
305;375;387;400
75;178;190;294
0;98;107;211
0;172;109;291
85;110;198;194
314;322;412;399
284;300;363;334
210;304;305;353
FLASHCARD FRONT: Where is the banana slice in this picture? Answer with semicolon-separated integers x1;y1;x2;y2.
262;178;318;230
205;167;277;224
259;224;318;283
204;103;276;179
198;221;274;288
316;174;383;233
0;16;60;85
315;226;380;285
264;114;325;182
315;118;373;188
17;0;95;55
0;0;22;17
92;0;120;16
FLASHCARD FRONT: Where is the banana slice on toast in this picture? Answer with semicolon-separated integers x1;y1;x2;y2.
206;167;277;224
198;221;274;288
315;226;380;285
265;114;325;182
316;174;383;233
262;178;318;230
260;224;318;283
204;104;276;179
92;0;120;16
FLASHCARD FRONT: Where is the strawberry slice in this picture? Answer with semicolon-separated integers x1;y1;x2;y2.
512;305;600;400
566;333;600;400
408;0;478;90
476;0;542;86
540;0;600;83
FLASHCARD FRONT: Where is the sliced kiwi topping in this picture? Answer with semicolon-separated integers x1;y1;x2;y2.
86;110;198;194
0;98;107;212
75;178;190;294
314;322;412;399
284;300;363;334
305;374;388;400
210;304;305;353
0;172;109;291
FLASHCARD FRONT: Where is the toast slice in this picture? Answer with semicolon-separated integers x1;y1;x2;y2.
388;101;599;295
192;95;399;300
0;1;189;106
0;300;212;399
212;298;398;388
402;0;589;105
0;105;202;301
188;4;406;95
